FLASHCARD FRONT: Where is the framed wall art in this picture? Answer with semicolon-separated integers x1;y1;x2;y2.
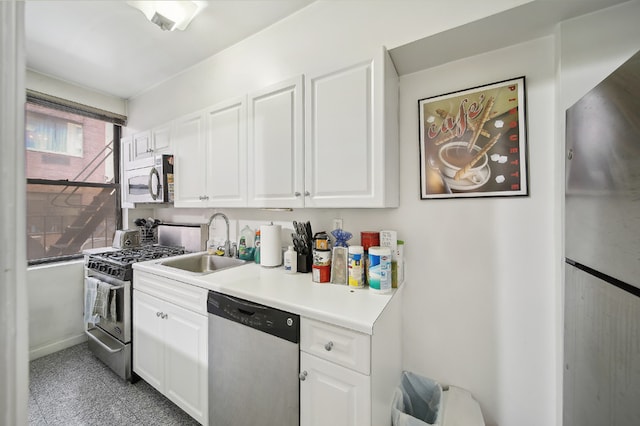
418;77;528;199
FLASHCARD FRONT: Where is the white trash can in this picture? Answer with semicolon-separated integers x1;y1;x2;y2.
391;371;485;426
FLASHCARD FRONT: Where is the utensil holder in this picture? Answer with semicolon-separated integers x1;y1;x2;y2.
139;227;157;245
297;253;312;273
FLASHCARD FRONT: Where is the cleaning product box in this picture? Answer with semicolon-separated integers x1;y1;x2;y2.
379;230;404;288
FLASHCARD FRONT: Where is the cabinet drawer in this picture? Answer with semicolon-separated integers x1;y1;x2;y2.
134;270;208;315
300;318;370;375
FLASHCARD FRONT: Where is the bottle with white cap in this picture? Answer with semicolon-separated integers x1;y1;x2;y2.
284;245;297;274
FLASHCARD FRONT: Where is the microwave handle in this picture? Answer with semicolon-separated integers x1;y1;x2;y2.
148;167;161;200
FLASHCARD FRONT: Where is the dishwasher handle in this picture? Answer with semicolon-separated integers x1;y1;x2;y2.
207;290;299;344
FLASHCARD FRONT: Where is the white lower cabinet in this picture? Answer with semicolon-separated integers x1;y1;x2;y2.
300;352;371;426
133;278;208;425
299;311;402;426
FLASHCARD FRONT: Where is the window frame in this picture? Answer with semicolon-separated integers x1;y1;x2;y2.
26;92;126;265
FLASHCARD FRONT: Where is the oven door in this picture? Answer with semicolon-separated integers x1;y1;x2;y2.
85;271;131;344
123;165;164;204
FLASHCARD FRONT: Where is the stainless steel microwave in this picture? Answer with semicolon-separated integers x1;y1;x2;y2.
123;154;174;204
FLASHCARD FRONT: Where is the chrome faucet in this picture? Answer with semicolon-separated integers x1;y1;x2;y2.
207;212;232;257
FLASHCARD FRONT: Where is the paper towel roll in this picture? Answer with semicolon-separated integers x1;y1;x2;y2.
260;224;282;267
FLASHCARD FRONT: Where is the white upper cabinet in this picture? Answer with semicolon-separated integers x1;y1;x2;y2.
132;130;152;165
204;96;247;207
151;123;172;154
123;124;173;172
305;47;399;208
124;47;399;210
247;75;305;208
173;97;248;208
173;110;208;207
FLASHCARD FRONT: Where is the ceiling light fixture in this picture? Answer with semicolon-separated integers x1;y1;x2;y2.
126;1;208;31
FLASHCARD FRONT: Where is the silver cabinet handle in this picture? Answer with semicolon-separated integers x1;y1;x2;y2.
162;313;168;319
299;371;308;381
294;192;301;197
305;191;311;196
324;341;334;351
156;312;162;317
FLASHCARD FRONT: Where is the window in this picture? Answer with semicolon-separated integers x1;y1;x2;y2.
26;111;84;156
26;93;126;264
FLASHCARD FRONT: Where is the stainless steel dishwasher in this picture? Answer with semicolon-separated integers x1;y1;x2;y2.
207;290;300;426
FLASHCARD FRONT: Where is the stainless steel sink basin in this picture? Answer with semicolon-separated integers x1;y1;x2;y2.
160;253;248;274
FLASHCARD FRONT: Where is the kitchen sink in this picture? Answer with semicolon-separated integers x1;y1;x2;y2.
160;253;248;274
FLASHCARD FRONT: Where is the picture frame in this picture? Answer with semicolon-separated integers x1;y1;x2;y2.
418;77;528;199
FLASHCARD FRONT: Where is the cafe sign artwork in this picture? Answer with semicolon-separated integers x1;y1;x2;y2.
418;77;529;199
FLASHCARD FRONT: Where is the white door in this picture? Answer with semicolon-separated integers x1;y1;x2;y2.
132;290;165;392
163;301;208;425
247;75;304;208
173;110;208;207
300;353;371;426
204;96;247;207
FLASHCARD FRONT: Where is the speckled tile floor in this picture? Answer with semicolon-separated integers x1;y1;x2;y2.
29;342;200;426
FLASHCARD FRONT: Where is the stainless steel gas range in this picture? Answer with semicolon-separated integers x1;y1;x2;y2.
84;244;188;382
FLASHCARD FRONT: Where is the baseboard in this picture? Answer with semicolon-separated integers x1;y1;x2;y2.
29;333;87;360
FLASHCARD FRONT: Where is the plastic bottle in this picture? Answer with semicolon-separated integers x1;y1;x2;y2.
284;246;297;274
348;245;365;289
207;239;216;255
253;229;261;264
238;225;255;260
368;246;392;293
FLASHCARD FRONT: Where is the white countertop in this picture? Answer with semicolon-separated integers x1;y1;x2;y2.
133;252;399;334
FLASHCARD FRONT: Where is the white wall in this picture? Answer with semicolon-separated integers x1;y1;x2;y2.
26;69;127;116
405;35;561;425
27;261;86;360
23;68;127;360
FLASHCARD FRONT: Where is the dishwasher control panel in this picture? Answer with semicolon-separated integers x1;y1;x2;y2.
207;290;299;343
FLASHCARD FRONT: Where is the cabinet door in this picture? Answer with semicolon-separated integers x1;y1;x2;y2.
131;130;153;168
173;110;208;207
300;352;371;426
163;299;208;425
305;48;398;207
248;75;304;208
121;136;135;208
121;136;134;170
204;96;247;207
132;289;165;392
152;123;172;153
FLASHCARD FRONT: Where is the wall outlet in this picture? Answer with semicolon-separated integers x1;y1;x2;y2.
332;218;343;230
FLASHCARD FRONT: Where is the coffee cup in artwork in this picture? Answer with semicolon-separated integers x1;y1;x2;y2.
438;141;488;183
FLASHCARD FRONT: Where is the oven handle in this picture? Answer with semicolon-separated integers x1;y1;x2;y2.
85;328;124;354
